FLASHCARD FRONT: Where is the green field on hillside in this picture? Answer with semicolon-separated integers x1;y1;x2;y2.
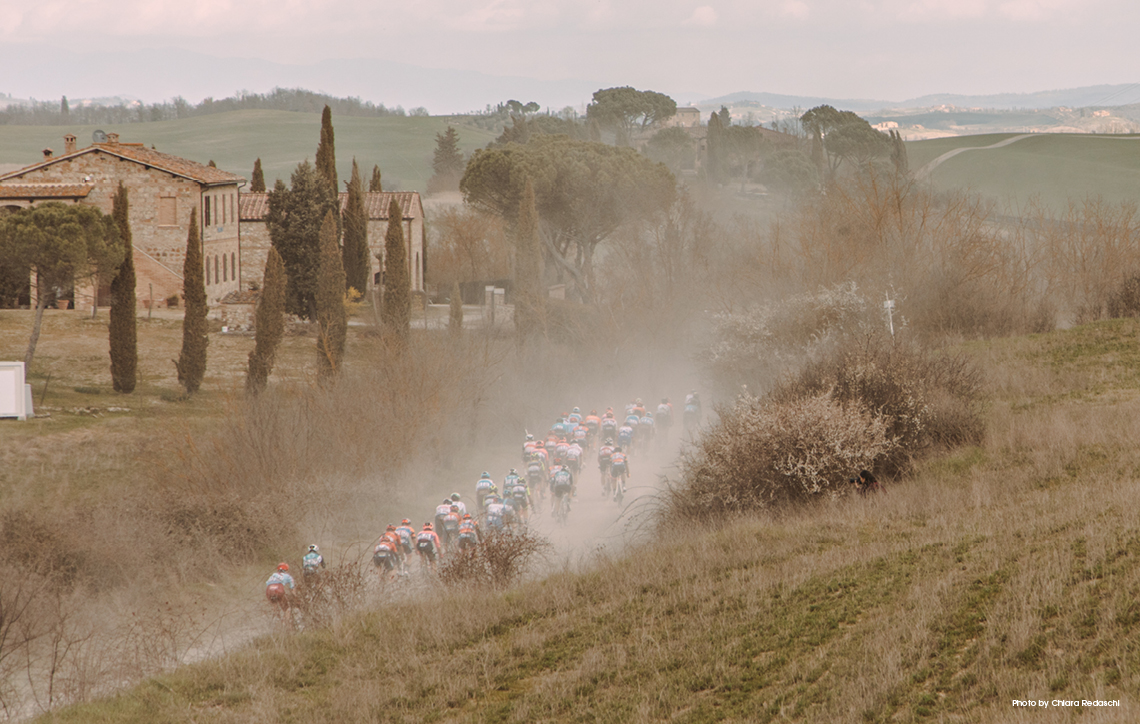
907;133;1140;211
35;319;1140;723
0;111;499;192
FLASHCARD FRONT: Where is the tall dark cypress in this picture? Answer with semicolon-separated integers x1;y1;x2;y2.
369;165;383;192
381;200;410;339
316;105;338;196
175;209;208;395
109;182;138;392
342;159;370;293
246;246;286;394
250;158;266;193
315;210;347;378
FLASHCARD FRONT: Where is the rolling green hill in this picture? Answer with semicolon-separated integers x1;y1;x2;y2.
907;133;1140;212
38;319;1140;723
0;110;499;192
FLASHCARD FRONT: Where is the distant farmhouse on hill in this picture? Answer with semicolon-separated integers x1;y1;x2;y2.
0;133;425;310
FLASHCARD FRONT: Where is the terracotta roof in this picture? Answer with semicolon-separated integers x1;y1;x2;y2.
0;142;243;187
0;183;94;199
239;191;421;221
239;193;270;221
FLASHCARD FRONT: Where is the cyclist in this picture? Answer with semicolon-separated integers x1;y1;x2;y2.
656;398;673;431
416;523;442;569
610;446;630;495
302;544;325;580
550;465;574;518
475;472;496;509
565;439;583;476
449;493;467;516
265;562;295;610
456;513;482;551
373;532;401;575
617;422;634;453
435;498;455;535
598;438;615;489
442;505;462;550
395;519;416;564
639;411;655;449
484;494;509;532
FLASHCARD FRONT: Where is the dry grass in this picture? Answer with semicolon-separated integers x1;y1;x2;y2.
33;317;1140;723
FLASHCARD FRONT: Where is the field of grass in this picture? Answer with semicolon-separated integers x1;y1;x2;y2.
0;110;499;193
17;316;1140;722
906;133;1140;212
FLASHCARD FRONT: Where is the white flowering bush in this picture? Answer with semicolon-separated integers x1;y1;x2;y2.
669;392;897;519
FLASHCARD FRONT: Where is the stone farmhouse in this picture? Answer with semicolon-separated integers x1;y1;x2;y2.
239;190;426;298
0;133;427;309
0;133;243;308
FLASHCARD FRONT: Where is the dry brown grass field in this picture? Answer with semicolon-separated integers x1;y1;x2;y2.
4;303;1138;721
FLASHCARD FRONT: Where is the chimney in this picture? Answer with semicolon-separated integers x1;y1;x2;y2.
106;132;119;144
42;148;53;159
63;134;76;153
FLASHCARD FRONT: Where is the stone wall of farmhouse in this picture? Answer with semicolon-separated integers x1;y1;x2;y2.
243;217;424;293
12;153;242;306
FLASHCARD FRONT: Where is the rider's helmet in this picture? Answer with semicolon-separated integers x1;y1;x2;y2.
450;505;459;513
645;411;653;417
573;407;581;413
662;398;669;404
481;472;490;478
443;498;452;505
605;438;613;445
424;522;433;530
509;468;517;475
525;433;534;441
451;492;461;501
308;544;319;552
536;441;544;448
635;398;642;405
277;562;289;572
401;518;411;525
386;524;396;531
590;409;597;415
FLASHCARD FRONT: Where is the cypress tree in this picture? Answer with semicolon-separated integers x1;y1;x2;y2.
706;112;724;183
267;163;334;319
449;281;464;335
381;200;410;339
342;158;370;294
369;165;383;192
208;160;217;168
109;182;137;393
175;209;208;395
315;210;347;378
513;178;545;341
246;246;286;394
250;158;266;192
315;105;338;196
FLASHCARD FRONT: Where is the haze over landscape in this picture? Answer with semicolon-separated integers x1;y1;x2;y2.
4;0;1140;722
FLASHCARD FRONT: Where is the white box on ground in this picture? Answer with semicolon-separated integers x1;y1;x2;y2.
0;362;30;420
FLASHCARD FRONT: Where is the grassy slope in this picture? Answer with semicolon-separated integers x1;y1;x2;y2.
38;320;1140;723
0;111;498;192
907;133;1140;212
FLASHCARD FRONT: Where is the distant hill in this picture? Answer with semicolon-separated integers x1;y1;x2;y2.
0;110;499;193
906;132;1140;212
703;83;1140;112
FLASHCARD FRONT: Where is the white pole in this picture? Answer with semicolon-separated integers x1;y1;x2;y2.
883;297;895;337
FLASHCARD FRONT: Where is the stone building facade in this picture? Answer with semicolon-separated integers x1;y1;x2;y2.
239;190;426;296
0;134;244;307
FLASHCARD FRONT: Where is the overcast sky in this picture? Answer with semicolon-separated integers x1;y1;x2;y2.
0;0;1136;109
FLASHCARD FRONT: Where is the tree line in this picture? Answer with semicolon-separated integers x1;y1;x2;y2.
0;88;427;126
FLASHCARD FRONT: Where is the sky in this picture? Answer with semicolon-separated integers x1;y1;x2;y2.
0;0;1137;111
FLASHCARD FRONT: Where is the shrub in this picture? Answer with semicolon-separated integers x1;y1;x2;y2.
1106;274;1140;319
668;392;895;521
165;294;179;308
290;562;367;628
771;336;984;473
438;527;550;588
